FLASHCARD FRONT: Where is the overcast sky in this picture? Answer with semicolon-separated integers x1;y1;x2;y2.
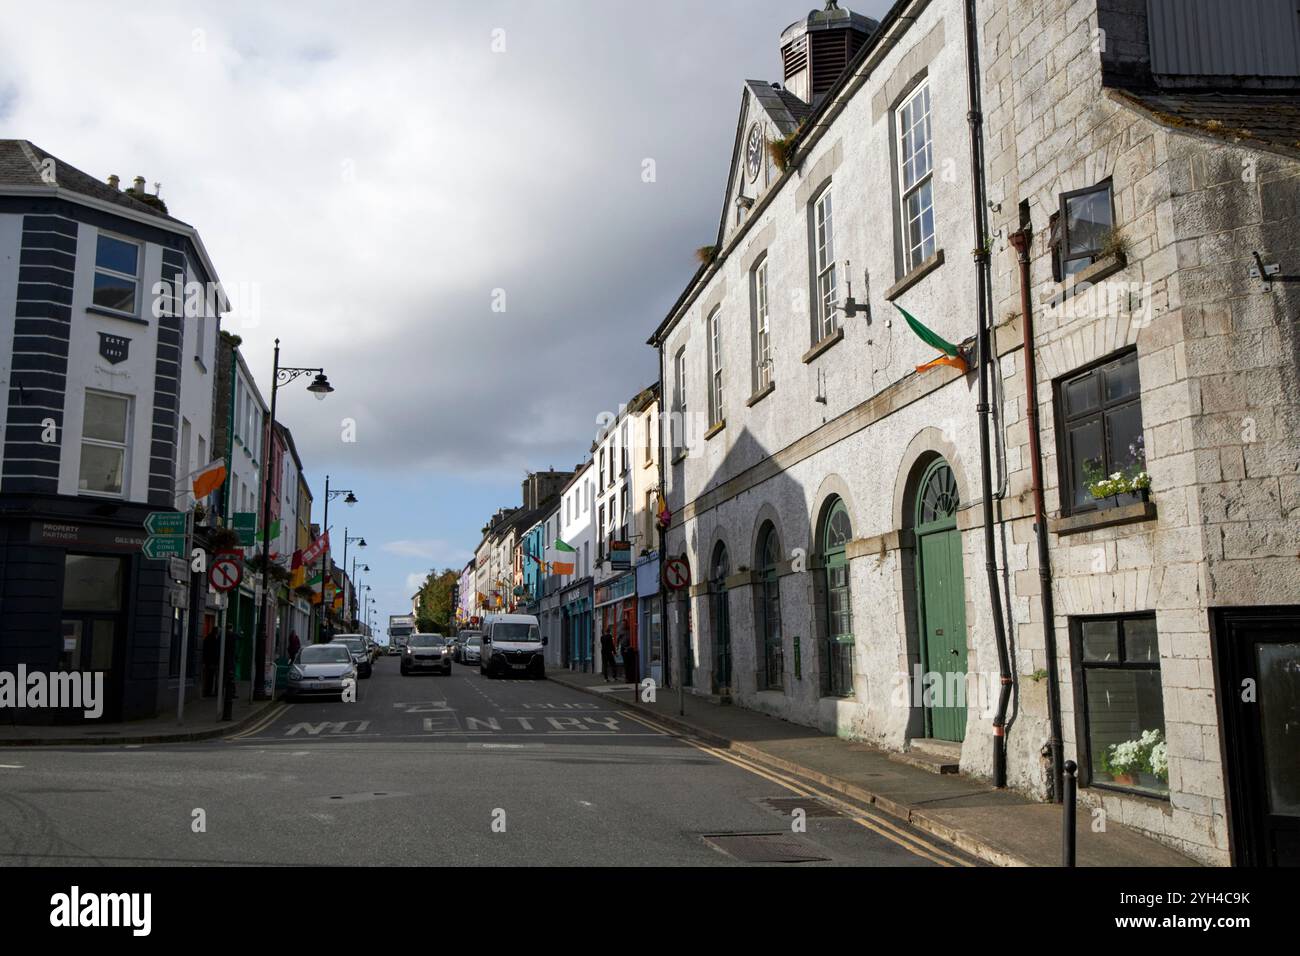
0;0;893;629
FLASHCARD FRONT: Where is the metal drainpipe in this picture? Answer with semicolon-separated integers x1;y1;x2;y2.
964;0;1012;788
1010;227;1065;801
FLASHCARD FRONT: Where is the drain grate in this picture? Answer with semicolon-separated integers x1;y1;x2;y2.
702;832;831;863
758;796;844;819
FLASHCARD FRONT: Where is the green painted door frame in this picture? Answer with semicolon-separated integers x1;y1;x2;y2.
914;459;968;743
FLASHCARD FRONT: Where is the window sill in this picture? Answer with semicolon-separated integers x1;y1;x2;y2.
1050;499;1156;536
87;305;148;326
704;419;726;442
884;248;945;301
1082;782;1172;808
746;381;776;407
1042;252;1127;308
801;327;844;364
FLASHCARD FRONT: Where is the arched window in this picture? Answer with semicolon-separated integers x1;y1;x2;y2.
758;523;783;690
820;497;854;697
711;542;732;693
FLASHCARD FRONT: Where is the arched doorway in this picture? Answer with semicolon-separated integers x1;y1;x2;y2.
914;458;968;742
757;524;783;690
819;497;854;697
710;542;732;694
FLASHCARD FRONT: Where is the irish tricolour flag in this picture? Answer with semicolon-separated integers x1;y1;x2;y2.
547;538;577;574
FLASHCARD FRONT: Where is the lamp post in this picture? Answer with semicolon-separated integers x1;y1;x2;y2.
342;532;366;627
319;475;357;640
253;338;333;700
353;565;370;628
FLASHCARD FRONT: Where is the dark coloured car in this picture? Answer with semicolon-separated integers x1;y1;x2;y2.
402;633;453;676
330;635;373;679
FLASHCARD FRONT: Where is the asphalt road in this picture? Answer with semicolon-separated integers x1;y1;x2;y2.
0;656;977;867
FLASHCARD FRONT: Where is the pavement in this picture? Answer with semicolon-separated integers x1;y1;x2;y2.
0;656;984;867
545;668;1199;868
0;683;281;747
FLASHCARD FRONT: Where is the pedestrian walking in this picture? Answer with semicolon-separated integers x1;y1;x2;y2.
202;625;219;697
288;631;301;662
620;634;639;688
600;628;617;682
223;624;239;699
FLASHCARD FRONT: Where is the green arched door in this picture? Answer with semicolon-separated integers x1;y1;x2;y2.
711;544;732;694
915;459;968;742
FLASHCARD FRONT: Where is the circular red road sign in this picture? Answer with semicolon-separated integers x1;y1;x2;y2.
662;556;690;591
209;553;243;593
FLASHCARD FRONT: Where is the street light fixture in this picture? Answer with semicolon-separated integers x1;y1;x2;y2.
252;338;331;700
319;476;358;640
308;373;334;400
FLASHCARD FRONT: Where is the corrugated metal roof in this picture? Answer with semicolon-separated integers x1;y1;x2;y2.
1149;0;1300;78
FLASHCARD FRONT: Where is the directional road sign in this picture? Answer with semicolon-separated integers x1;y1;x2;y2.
143;535;186;561
144;511;187;536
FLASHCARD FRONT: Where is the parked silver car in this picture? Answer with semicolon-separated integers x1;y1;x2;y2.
401;633;453;675
285;644;357;701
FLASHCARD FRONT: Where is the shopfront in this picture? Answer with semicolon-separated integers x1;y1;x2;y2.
595;571;637;679
561;583;593;672
636;552;664;687
0;510;175;723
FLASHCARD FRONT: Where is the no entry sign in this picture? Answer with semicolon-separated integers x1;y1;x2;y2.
663;556;690;591
209;552;243;593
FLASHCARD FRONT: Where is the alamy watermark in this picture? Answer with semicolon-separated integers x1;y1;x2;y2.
0;666;104;718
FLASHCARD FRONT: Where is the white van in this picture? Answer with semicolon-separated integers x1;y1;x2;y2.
480;613;546;679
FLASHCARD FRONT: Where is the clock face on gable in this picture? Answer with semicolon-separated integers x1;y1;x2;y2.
745;122;764;182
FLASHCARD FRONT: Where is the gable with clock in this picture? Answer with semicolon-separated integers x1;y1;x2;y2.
718;80;812;246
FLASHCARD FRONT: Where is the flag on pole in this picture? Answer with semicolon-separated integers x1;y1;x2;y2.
547;538;577;574
290;550;305;588
256;519;282;543
893;302;969;374
189;459;228;500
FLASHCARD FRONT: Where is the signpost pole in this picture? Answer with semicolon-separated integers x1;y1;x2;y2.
175;504;193;723
215;601;228;721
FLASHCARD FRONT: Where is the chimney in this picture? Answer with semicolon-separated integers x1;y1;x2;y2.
132;176;146;197
106;174;120;190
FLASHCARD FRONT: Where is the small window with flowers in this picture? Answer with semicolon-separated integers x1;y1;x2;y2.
1071;614;1168;798
1055;349;1148;515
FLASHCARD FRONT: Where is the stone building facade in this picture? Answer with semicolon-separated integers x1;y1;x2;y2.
977;0;1300;865
650;0;1299;866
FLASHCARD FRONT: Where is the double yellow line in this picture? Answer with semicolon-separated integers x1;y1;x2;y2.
224;701;291;741
618;709;971;867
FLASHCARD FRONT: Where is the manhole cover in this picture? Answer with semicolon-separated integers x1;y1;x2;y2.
702;832;831;863
759;796;843;818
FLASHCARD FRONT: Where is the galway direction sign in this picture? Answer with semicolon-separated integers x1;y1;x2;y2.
143;535;186;561
144;511;187;537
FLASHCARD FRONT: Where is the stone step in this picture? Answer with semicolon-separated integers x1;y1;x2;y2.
889;738;962;775
909;737;963;760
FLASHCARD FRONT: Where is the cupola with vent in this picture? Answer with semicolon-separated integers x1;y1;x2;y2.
780;1;878;106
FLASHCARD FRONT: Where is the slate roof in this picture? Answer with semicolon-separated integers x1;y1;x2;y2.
1114;90;1300;162
0;138;191;226
744;80;813;137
